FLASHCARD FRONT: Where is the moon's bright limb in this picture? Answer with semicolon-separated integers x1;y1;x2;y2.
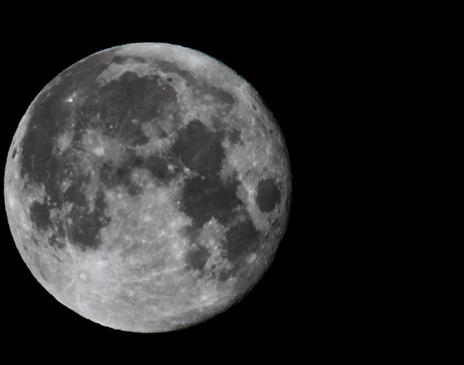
4;43;291;333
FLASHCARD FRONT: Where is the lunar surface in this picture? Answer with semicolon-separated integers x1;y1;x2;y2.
4;43;291;332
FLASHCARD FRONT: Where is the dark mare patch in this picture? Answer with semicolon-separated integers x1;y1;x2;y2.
185;245;210;271
19;50;118;250
171;117;263;274
224;216;260;263
78;71;178;147
171;119;225;175
66;191;110;250
20;49;117;185
112;55;147;64
29;201;51;231
256;178;281;213
180;174;241;228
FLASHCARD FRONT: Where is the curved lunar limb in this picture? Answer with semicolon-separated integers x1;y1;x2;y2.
4;43;291;332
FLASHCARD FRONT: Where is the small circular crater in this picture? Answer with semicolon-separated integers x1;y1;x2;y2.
247;253;257;264
166;77;173;83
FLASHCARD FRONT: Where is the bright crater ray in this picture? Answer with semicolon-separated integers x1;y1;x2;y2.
4;43;291;333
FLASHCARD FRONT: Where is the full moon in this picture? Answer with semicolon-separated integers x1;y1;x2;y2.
4;43;291;332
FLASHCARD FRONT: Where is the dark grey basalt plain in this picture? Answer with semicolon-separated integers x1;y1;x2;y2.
4;43;291;332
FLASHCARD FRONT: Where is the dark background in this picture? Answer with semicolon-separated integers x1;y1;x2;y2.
0;7;397;359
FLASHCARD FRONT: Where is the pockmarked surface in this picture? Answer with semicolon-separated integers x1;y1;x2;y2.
4;43;291;332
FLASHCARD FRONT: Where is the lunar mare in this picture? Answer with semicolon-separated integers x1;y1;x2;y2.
4;43;291;332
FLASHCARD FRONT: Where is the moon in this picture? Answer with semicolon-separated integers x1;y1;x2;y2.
4;43;291;332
